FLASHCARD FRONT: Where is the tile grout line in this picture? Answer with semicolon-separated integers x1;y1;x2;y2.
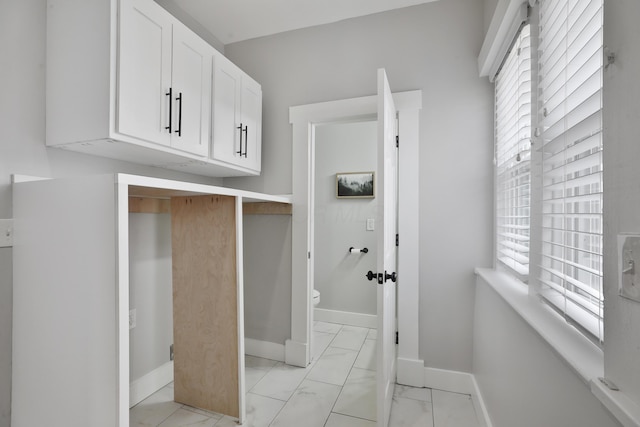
265;325;342;427
326;326;375;425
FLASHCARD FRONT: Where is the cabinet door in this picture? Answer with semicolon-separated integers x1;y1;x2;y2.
239;76;262;172
212;55;243;165
170;25;212;157
118;0;172;146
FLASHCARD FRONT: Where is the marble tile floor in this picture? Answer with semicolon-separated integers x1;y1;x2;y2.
130;321;481;427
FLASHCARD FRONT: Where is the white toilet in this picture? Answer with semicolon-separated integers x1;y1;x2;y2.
313;289;320;307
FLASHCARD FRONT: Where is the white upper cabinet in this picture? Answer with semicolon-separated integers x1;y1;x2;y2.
239;74;262;172
169;25;212;157
45;0;259;177
118;0;173;147
212;55;262;173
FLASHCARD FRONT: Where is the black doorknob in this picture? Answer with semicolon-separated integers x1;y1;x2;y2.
366;270;377;281
385;271;397;283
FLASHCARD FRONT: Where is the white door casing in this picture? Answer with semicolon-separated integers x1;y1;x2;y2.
288;87;422;383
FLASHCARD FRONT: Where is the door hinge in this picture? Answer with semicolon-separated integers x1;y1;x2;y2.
396;135;399;148
170;344;174;361
308;251;311;259
395;331;399;344
396;234;399;247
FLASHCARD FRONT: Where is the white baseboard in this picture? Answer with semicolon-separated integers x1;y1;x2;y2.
245;338;285;362
285;339;309;367
129;361;174;408
397;357;425;387
471;375;493;427
424;367;492;427
424;366;475;394
314;308;377;328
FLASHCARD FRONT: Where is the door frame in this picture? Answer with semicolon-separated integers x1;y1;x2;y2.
287;91;424;385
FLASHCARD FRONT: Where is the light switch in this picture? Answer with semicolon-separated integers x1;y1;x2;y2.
618;234;640;303
366;218;375;231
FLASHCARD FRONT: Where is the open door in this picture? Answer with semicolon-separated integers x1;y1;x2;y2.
376;68;398;427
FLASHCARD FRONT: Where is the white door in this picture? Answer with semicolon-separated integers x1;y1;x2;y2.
118;0;172;146
376;68;398;427
171;25;212;157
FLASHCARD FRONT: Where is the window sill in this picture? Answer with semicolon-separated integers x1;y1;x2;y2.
475;268;640;427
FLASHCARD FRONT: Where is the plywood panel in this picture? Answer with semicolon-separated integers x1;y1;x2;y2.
243;202;292;215
171;195;239;417
128;197;170;213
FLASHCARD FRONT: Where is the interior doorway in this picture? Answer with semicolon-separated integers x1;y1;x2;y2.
288;77;423;426
313;119;378;326
288;90;422;370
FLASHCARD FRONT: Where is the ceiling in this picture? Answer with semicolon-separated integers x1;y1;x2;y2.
157;0;439;45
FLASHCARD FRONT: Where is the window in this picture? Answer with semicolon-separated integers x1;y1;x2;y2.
494;0;604;343
537;0;604;342
495;25;532;280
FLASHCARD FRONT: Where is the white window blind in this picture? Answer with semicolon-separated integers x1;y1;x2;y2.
537;0;604;342
495;25;532;279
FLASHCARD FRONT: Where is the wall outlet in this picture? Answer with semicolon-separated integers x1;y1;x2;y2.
0;219;13;247
618;234;640;303
129;309;136;329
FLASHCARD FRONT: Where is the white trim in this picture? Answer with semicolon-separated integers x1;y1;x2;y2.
129;362;174;408
244;338;286;362
314;308;377;329
396;106;421;367
591;379;640;427
397;357;425;388
11;174;51;183
116;181;130;427
424;367;493;427
424;367;476;395
471;375;494;427
236;198;246;424
117;173;292;204
478;0;528;80
285;339;309;367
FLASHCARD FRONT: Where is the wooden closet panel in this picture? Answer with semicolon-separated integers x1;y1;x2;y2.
170;194;239;417
128;196;170;213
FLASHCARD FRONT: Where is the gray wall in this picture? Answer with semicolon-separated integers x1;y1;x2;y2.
0;2;223;426
243;215;292;344
224;0;494;372
483;0;499;35
0;251;11;425
154;0;225;54
602;0;640;405
473;276;621;427
314;121;377;315
129;213;173;382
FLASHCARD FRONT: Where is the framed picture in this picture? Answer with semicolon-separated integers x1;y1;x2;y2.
336;172;375;199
